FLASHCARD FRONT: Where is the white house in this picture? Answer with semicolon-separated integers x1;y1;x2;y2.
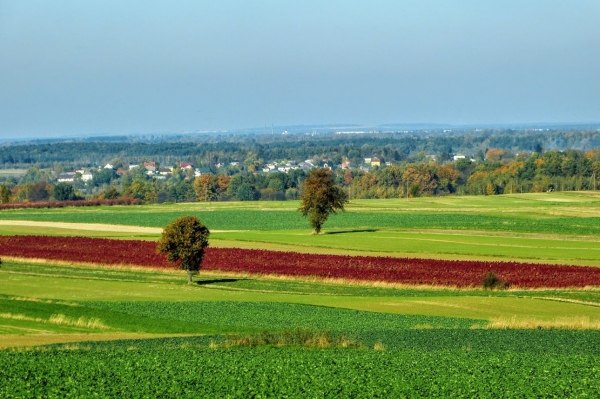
453;154;466;161
57;172;75;182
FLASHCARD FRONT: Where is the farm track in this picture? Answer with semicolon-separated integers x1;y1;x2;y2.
0;220;240;234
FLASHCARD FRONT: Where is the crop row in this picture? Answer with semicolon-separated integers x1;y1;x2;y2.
1;343;598;398
0;198;141;210
1;235;600;288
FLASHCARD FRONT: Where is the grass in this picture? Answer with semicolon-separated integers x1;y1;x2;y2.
0;169;27;178
1;260;599;348
1;259;599;397
3;192;600;264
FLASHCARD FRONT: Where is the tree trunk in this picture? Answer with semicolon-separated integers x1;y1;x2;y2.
187;270;193;284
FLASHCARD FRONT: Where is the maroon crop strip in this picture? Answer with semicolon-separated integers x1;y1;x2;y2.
1;235;599;288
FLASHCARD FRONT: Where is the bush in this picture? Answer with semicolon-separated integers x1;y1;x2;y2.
483;272;509;290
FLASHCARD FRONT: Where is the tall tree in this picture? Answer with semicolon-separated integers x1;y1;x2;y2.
0;185;10;204
156;216;210;283
194;174;219;201
53;183;80;201
298;168;348;234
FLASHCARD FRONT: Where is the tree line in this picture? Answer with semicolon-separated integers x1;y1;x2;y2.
1;148;599;206
1;128;600;170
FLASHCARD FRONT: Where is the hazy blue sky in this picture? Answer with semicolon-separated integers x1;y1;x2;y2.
1;1;599;138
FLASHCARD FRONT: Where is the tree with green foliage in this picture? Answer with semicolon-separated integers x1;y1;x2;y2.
0;185;10;204
156;216;210;283
53;183;80;201
298;168;348;234
236;182;255;201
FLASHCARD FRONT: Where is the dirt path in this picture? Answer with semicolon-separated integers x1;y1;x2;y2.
0;220;162;234
0;220;241;234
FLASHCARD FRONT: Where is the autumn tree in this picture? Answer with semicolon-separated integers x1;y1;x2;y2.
156;216;210;284
28;181;52;202
298;168;348;234
402;164;438;196
194;174;219;201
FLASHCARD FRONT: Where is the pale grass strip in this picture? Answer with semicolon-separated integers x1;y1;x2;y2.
483;316;600;330
0;313;109;330
532;296;600;307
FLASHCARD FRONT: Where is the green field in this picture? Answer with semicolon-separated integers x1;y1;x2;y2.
1;260;599;397
2;193;600;396
2;191;600;264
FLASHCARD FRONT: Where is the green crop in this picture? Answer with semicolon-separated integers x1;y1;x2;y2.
1;341;598;398
83;301;485;334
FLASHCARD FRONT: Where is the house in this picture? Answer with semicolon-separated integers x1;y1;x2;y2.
230;161;240;166
180;162;193;170
364;158;372;164
104;163;114;169
341;161;351;169
453;154;466;161
143;162;156;172
194;167;211;177
81;172;93;182
57;172;75;182
370;157;381;167
116;168;127;176
159;167;173;176
128;164;139;170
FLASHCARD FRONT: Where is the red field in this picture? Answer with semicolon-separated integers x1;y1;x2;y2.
1;235;599;288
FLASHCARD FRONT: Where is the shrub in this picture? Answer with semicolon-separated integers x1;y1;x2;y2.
483;272;509;290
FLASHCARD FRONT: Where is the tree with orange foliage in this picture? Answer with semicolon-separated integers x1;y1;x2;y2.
194;174;219;201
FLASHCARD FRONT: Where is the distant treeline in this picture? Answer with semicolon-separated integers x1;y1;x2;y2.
1;149;600;205
1;129;600;170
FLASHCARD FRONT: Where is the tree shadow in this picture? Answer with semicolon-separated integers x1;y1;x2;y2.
324;229;378;235
195;278;246;286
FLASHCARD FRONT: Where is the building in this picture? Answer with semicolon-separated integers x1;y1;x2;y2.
143;162;156;172
57;172;75;182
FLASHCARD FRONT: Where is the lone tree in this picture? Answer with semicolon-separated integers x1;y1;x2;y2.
298;168;348;234
156;216;210;283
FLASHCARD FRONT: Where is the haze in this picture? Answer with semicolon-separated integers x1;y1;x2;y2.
1;0;599;138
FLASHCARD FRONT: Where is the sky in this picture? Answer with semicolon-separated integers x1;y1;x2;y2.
1;0;599;139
